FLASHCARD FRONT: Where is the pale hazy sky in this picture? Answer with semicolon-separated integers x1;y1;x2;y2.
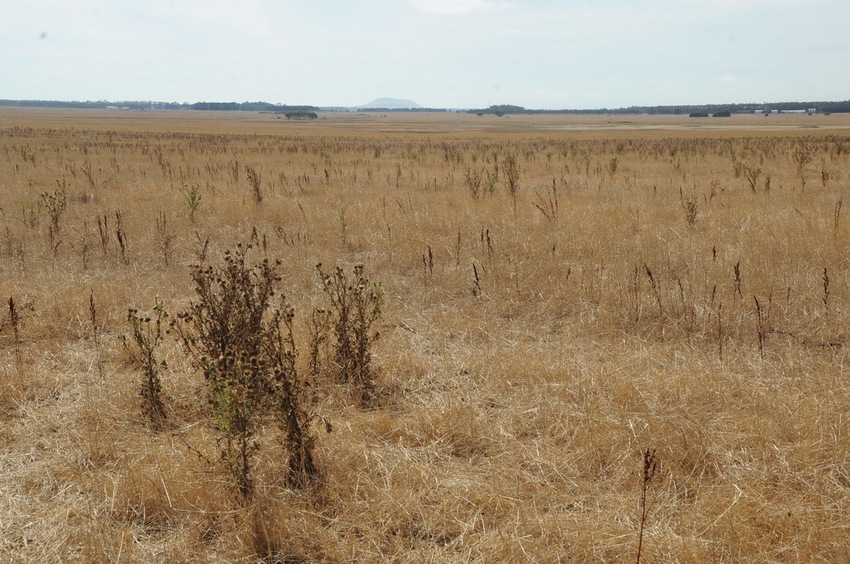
2;0;848;109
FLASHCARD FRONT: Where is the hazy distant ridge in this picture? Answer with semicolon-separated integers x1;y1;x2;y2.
357;98;423;109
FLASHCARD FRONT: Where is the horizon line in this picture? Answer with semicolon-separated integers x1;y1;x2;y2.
2;97;849;113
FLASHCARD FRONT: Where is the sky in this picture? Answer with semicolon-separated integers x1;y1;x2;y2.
1;0;848;110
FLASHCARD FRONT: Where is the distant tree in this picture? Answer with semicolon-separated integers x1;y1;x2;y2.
284;111;318;120
468;104;528;116
490;104;526;114
191;102;239;111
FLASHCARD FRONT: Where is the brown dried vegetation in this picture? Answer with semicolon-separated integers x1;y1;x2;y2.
2;108;850;561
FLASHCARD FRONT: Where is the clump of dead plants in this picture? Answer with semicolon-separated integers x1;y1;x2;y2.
123;299;169;430
314;263;384;407
172;244;317;499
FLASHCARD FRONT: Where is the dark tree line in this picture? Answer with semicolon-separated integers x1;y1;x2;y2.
0;99;320;112
191;102;319;112
468;100;850;116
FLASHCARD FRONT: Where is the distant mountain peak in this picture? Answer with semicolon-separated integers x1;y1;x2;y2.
358;97;422;109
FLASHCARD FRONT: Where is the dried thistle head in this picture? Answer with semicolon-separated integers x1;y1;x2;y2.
642;448;659;484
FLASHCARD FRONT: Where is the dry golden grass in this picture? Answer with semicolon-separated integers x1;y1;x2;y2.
2;107;850;562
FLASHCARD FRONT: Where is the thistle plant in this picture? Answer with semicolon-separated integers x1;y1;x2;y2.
41;183;67;246
502;154;521;218
182;184;202;222
245;166;262;203
315;263;384;406
173;244;316;498
124;300;169;429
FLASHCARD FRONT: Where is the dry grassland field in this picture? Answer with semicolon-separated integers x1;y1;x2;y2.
2;107;850;562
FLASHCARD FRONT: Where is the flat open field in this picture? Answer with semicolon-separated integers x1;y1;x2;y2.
5;106;850;135
2;108;850;562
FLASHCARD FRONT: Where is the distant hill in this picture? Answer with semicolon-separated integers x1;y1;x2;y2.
358;98;422;110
